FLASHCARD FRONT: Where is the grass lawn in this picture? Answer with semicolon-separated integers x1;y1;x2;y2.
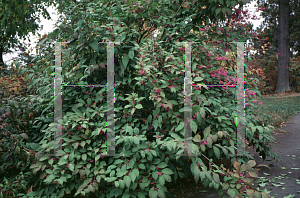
252;92;300;129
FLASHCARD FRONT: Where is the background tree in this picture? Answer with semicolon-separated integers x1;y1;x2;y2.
0;0;55;76
276;0;291;93
253;0;300;58
251;0;298;93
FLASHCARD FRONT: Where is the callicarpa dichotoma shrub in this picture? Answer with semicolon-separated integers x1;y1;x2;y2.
0;0;282;198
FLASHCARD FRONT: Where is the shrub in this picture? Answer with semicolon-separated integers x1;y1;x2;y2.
1;1;282;198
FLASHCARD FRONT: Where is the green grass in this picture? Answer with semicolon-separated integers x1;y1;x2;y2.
252;94;300;128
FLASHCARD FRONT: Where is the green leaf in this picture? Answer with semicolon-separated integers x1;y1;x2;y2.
138;164;145;169
82;154;87;161
203;126;211;139
200;108;205;118
77;99;86;104
128;50;134;60
25;73;34;83
48;158;53;165
216;8;222;15
162;168;173;175
105;177;117;182
149;187;158;198
114;180;120;188
126;125;133;135
119;180;125;189
223;7;232;15
197;111;202;123
117;170;128;177
58;158;68;165
257;126;264;133
190;120;197;133
221;147;228;156
219;49;225;56
133;137;140;145
193;166;200;184
89;40;99;52
153;120;159;130
163;174;172;182
193;134;202;143
213;172;220;184
193;77;203;82
69;163;74;172
124;176;131;188
199;171;206;181
157;162;168;169
157;189;165;198
72;135;81;140
87;98;91;105
159;176;165;186
136;104;143;109
231;0;237;7
131;107;136;115
152;171;158;180
213;147;220;159
120;32;126;42
39;156;50;161
175;122;184;132
200;144;206;152
227;189;236;197
150;150;157;157
73;108;82;117
132;168;139;177
95;155;100;162
57;179;64;185
147;114;153;124
129;171;136;182
122;54;129;69
140;150;145;158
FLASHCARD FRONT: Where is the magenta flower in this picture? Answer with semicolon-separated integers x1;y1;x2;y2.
258;102;263;105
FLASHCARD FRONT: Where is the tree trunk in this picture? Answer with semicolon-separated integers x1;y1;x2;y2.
276;0;291;93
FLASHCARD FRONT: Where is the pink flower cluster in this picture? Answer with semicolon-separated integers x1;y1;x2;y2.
154;88;161;93
215;56;229;61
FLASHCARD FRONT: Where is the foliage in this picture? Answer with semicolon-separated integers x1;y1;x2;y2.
0;0;283;198
0;0;56;75
253;0;300;57
246;42;300;95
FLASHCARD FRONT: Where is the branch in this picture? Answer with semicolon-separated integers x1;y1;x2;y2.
291;23;300;26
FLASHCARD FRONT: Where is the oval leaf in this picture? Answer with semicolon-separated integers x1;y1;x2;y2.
20;133;28;140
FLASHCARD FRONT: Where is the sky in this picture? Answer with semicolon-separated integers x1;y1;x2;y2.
3;1;265;69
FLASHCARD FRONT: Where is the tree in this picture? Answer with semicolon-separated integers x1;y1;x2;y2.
276;0;291;93
253;0;300;60
0;0;56;75
251;0;298;93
